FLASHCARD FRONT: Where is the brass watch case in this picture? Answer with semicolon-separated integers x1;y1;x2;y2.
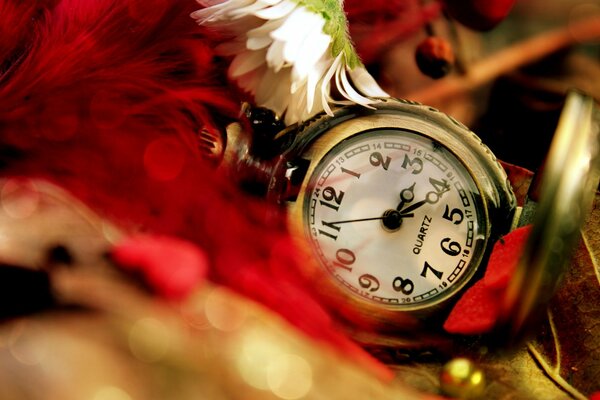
270;99;517;329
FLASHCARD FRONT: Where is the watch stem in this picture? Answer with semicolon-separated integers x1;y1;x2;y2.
221;121;280;196
245;105;286;159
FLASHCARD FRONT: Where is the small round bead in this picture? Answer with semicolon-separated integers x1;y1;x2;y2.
415;36;455;79
440;358;486;399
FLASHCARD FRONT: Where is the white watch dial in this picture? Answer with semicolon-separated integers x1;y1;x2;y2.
303;129;488;309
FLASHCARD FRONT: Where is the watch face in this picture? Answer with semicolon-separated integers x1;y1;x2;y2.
303;128;488;310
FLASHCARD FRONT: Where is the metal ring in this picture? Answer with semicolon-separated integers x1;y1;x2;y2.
501;90;600;336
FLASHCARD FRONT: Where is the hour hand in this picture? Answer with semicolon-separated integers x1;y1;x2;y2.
400;187;449;215
396;183;416;211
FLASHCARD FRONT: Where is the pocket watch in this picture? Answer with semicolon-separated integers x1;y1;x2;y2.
225;98;516;329
222;92;598;334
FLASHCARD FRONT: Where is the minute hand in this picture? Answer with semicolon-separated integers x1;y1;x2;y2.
327;216;387;225
328;212;415;225
400;189;448;215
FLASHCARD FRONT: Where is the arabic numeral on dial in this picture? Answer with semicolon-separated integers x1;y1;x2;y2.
369;152;391;170
359;274;380;292
441;238;461;256
318;220;341;240
332;248;355;272
429;177;451;194
401;154;423;174
341;167;361;179
320;186;344;211
422;178;451;204
420;261;444;280
443;205;464;224
392;276;414;295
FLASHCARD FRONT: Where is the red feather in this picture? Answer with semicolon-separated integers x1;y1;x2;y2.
0;1;59;68
0;0;390;378
0;0;239;224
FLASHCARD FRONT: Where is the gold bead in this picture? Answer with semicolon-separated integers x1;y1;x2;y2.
440;358;486;399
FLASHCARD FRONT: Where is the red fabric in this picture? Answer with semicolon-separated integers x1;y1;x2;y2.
444;225;532;334
484;225;532;290
443;279;499;335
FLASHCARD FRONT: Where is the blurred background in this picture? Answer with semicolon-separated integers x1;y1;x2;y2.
0;1;598;399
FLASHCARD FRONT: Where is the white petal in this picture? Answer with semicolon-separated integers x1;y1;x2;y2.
247;35;272;50
266;40;286;72
338;66;374;106
281;11;325;65
285;85;308;124
282;38;303;64
247;18;284;37
237;67;264;94
222;0;255;12
304;58;329;112
334;64;349;100
290;76;302;94
259;70;291;117
246;20;280;50
197;0;230;7
270;7;313;41
216;39;246;56
320;54;343;116
190;7;223;23
307;83;326;116
292;31;329;82
254;68;280;105
247;0;278;9
229;1;272;19
349;67;389;97
229;49;266;77
273;9;309;62
255;0;296;19
192;0;387;126
192;0;249;22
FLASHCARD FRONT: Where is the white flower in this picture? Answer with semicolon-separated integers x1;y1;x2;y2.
192;0;389;125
